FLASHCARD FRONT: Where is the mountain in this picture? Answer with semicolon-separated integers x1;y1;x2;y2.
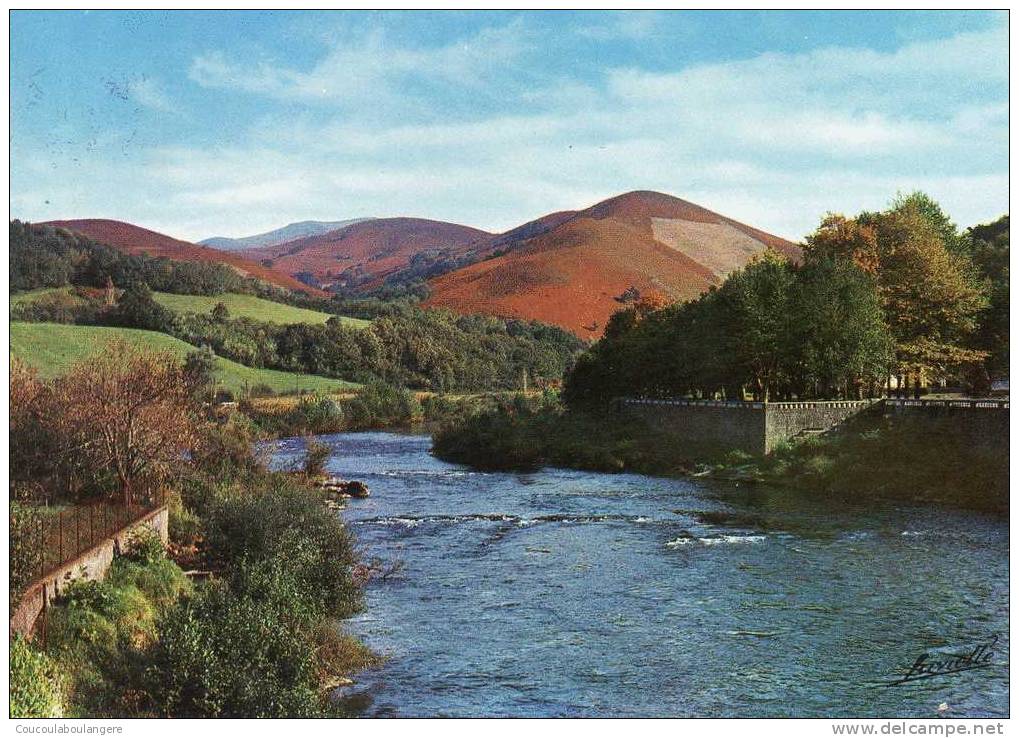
242;217;493;291
41;219;326;296
200;219;374;251
424;190;801;336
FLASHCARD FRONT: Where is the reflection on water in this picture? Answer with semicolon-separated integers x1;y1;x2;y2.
269;432;1009;718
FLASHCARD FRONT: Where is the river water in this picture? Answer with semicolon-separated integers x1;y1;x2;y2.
269;432;1008;718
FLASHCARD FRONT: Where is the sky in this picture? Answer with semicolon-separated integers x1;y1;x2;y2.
9;10;1009;242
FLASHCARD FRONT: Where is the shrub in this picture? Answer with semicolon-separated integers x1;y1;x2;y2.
288;396;345;435
9;637;64;718
106;557;192;614
250;383;275;398
203;479;361;618
302;439;332;478
213;388;235;404
10;503;44;606
147;584;324;718
168;495;203;549
122;526;166;566
344;381;421;429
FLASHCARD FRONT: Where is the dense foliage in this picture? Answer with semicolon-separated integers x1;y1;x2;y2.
13;283;585;392
10;220;247;295
966;214;1009;378
563;253;893;405
9;637;64;718
564;194;1000;405
9;344;374;718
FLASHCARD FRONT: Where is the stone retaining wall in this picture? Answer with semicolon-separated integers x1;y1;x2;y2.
10;506;169;640
623;398;878;455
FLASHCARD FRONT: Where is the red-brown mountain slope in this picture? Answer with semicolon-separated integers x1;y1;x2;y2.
42;219;324;296
242;217;492;291
424;191;801;337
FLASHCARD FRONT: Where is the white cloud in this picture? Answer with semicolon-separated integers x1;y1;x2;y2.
13;20;1007;243
128;77;179;113
189;22;531;106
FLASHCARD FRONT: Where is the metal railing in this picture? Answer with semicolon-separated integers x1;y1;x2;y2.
21;491;166;584
885;398;1010;410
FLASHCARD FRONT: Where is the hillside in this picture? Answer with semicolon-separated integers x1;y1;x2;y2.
425;191;801;336
200;219;374;251
243;217;492;291
150;292;369;328
11;322;358;394
40;219;327;296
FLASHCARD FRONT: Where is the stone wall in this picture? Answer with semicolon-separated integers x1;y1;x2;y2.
884;399;1009;452
624;399;769;455
622;398;879;455
10;506;169;640
764;400;881;453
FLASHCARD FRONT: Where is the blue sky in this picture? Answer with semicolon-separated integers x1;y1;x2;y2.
10;10;1008;241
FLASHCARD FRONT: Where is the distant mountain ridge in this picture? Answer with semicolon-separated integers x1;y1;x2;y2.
424;190;801;337
40;218;327;296
200;219;375;251
241;217;493;291
36;190;800;334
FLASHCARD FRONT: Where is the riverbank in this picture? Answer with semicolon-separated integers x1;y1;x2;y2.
10;412;380;718
431;399;1008;514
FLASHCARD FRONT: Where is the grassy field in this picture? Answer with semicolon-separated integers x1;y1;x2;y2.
10;287;79;306
10;322;359;394
151;291;369;327
10;287;369;328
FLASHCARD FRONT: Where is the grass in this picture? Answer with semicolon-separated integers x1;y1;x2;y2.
151;292;369;328
9;287;370;328
10;287;79;306
10;322;360;395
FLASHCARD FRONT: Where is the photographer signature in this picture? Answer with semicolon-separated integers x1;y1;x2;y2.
886;636;998;686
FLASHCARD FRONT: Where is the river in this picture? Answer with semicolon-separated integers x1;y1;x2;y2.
269;431;1008;718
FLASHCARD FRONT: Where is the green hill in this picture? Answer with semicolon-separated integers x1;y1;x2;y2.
10;287;369;328
151;291;368;327
10;322;359;394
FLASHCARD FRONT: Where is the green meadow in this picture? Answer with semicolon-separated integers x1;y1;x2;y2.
10;322;359;394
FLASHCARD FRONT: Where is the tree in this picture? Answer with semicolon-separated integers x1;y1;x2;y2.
113;282;173;332
967;215;1009;377
790;259;893;398
715;251;796;401
48;340;203;505
211;302;230;322
803;194;988;384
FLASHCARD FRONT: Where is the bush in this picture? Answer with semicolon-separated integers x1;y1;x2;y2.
344;381;421;429
303;438;332;478
203;479;361;618
168;495;203;549
122;526;166;566
106;557;192;614
289;396;345;435
147;583;324;718
10;637;64;718
10;503;43;606
250;383;275;398
213;388;235;404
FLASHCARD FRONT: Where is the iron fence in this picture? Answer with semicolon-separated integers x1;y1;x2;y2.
21;490;166;584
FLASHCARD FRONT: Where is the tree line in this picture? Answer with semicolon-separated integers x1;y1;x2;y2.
14;281;586;392
564;194;1006;405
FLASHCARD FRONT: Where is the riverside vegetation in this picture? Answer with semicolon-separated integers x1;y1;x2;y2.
9;343;380;718
434;197;1008;513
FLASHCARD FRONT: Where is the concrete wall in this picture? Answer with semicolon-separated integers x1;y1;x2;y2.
764;400;880;453
624;399;769;455
11;506;168;640
622;398;878;455
884;399;1009;452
